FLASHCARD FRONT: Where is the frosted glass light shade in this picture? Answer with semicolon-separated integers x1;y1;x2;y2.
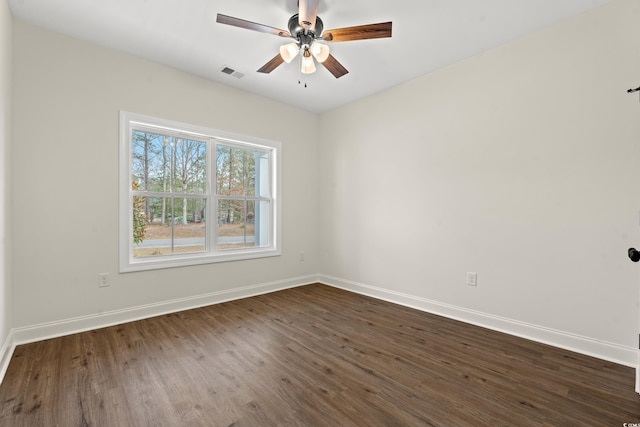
310;43;330;63
279;43;300;63
301;49;316;74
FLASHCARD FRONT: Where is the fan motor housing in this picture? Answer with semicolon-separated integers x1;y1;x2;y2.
288;14;323;39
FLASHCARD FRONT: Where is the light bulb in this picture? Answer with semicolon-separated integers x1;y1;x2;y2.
310;43;330;63
301;49;316;74
279;43;300;63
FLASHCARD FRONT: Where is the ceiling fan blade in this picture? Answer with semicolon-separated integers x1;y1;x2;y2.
216;14;291;38
298;0;319;31
321;54;349;79
257;54;285;74
323;22;392;42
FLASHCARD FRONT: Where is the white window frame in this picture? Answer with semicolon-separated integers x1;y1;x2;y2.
119;111;281;273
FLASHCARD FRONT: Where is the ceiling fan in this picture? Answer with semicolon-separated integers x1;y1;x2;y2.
216;0;392;79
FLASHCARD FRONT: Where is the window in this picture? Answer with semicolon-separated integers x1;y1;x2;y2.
119;111;280;272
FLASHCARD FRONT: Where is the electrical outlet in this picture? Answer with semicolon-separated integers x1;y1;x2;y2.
98;273;110;288
299;251;305;261
466;272;477;286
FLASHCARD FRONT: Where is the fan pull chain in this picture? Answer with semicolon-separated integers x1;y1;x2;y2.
297;54;307;88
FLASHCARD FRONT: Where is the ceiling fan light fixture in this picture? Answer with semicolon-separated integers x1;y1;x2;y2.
310;42;330;63
279;42;300;63
300;48;316;74
216;5;392;79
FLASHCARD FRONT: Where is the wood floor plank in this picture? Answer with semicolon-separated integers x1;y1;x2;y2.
0;283;638;426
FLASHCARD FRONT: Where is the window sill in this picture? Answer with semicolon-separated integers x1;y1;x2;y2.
120;247;282;273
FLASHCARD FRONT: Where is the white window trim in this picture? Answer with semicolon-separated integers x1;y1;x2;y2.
119;111;281;273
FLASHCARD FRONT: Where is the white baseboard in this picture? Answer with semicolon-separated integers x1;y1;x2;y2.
319;274;638;368
8;274;318;352
0;329;15;384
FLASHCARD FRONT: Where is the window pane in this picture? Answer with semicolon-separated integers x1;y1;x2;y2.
133;196;171;257
131;131;168;192
251;200;270;248
132;132;206;194
254;150;271;198
172;138;207;194
217;199;247;250
133;196;206;258
216;199;269;250
216;145;269;197
172;197;206;253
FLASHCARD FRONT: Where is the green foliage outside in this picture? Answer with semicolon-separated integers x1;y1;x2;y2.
132;181;146;244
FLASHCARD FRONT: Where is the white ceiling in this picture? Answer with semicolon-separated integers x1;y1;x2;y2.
8;0;613;114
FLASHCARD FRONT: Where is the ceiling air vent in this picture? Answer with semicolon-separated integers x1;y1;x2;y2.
220;66;245;79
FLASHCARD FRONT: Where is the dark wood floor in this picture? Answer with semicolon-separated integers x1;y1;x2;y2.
0;284;638;426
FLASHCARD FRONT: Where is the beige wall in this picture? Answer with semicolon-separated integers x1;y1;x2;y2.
11;21;320;327
0;0;12;356
319;0;640;361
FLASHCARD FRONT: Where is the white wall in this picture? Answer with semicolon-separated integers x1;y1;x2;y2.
11;21;320;329
319;0;640;364
0;0;12;359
